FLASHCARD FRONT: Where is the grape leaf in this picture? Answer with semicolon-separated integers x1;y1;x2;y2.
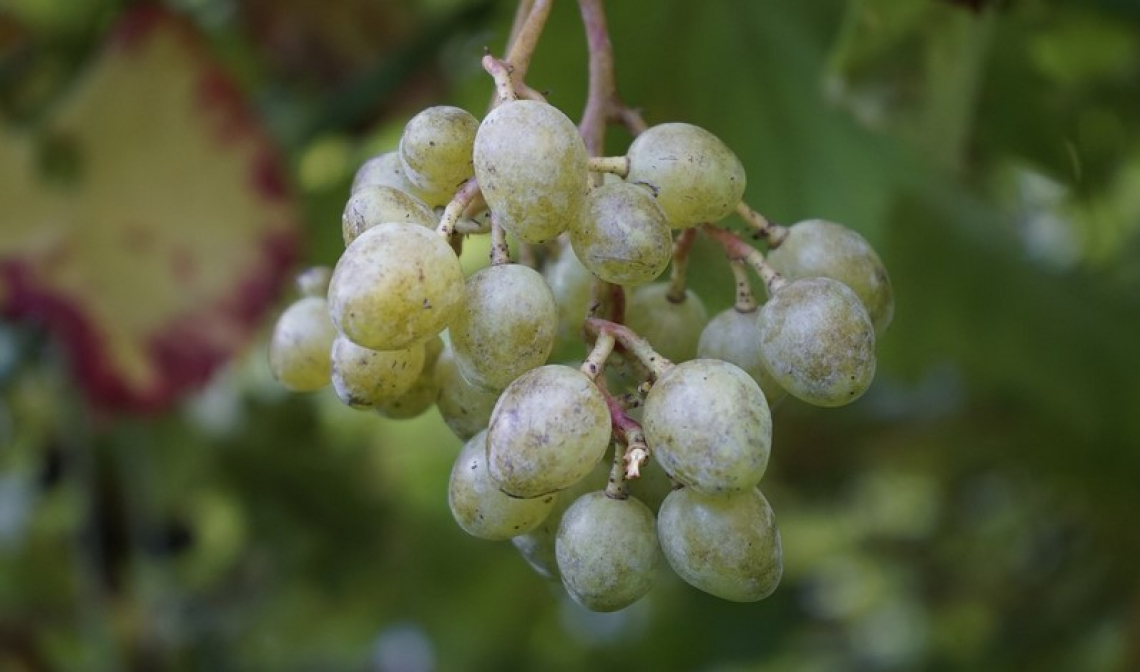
0;7;300;413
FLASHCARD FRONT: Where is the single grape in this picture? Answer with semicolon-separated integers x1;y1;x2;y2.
625;283;709;363
570;182;672;286
330;335;424;409
350;151;429;201
341;185;436;246
398;105;480;206
758;277;876;407
543;244;595;354
448;429;556;541
625;123;745;228
327;223;464;351
511;458;610;580
658;487;782;602
434;344;500;440
556;492;661;612
766;219;894;335
268;296;337;392
473;100;589;244
375;335;444;419
642;359;771;494
698;307;787;405
449;264;557;391
486;365;610;499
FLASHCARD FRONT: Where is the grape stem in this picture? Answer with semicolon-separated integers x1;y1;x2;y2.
666;228;698;303
586;155;630;176
580;331;615;380
584;317;674;382
596;378;651;494
736;201;789;246
483;0;552;105
701;225;787;295
729;260;758;313
436;178;482;240
489;213;510;265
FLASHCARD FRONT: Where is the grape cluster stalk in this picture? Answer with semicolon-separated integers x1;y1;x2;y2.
267;0;894;612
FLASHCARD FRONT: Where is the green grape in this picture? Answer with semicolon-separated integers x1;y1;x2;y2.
330;334;424;409
758;277;876;407
570;182;672;286
625;123;745;228
657;487;782;602
268;296;337;392
448;429;557;541
327;223;464;351
350;151;429;202
642;359;771;494
473;100;589;244
625;283;709;363
512;458;609;580
398;105;480;206
626;455;676;513
375;335;443;419
555;492;661;612
486;365;611;499
766;219;894;335
543;243;595;354
341;185;436;246
449;264;557;391
434;344;500;440
698;308;787;405
295;266;332;299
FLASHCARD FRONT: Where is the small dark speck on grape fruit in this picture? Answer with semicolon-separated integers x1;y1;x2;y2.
423;299;432;309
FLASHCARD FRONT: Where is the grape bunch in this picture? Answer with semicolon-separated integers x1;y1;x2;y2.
266;14;894;613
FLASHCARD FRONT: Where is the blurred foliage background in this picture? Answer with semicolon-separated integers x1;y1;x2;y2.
2;0;1140;670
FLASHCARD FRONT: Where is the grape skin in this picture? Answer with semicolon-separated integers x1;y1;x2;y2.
556;492;661;612
330;335;424;409
543;244;595;354
758;277;876;407
268;296;338;392
448;430;556;541
698;308;787;405
486;365;611;499
657;487;782;602
399;105;480;206
449;264;558;391
327;223;464;351
350;151;430;202
473;100;589;244
625;283;709;363
433;344;500;440
625;123;745;228
766;219;894;335
375;335;444;419
341;185;436;246
642;359;771;494
570;182;672;287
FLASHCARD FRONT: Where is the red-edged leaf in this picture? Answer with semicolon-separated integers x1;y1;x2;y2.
0;7;300;414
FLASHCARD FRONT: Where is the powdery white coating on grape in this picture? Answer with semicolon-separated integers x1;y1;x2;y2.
341;185;436;246
543;244;595;351
448;429;556;541
512;458;610;580
350;151;430;202
643;359;771;494
434;345;500;440
571;182;672;286
758;277;876;407
375;335;444;419
327;223;464;351
486;365;611;499
625;122;746;228
555;492;661;612
698;308;787;405
268;296;337;392
625;283;709;363
473;100;589;244
330;335;424;409
398;105;480;206
449;264;557;391
657;487;782;602
766;219;894;335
